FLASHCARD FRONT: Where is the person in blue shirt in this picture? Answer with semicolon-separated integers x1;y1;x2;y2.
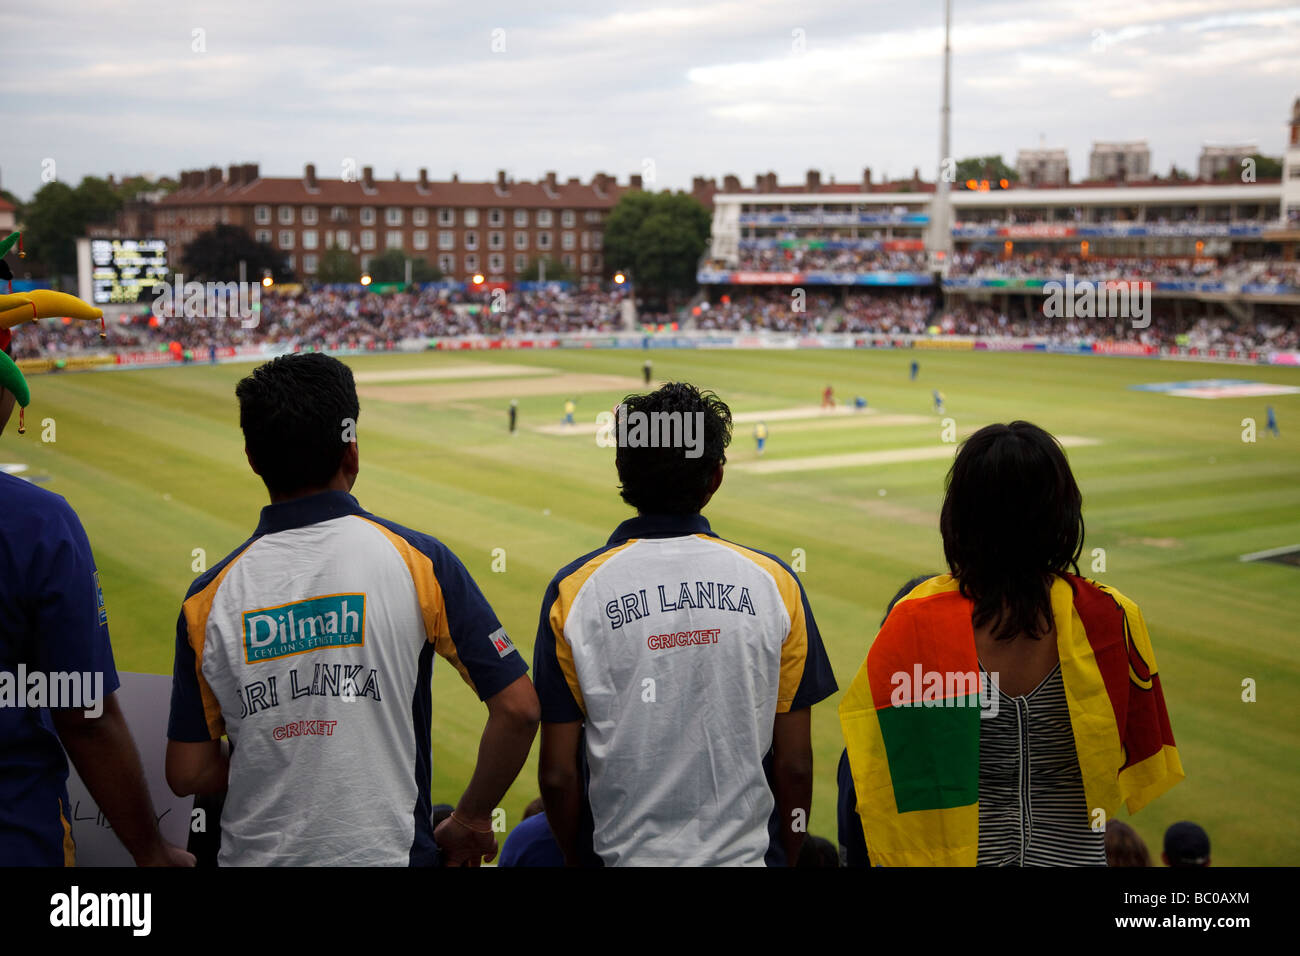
1266;405;1279;437
910;359;919;381
0;335;192;867
499;798;565;867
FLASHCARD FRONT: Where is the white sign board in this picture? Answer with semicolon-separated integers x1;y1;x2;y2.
65;671;195;866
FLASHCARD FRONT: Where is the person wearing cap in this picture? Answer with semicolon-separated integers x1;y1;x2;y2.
0;315;193;867
1163;821;1211;867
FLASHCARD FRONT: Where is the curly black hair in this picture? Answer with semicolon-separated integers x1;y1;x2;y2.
614;382;732;515
939;421;1084;641
236;352;360;496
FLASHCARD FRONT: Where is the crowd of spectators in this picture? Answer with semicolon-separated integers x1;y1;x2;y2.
9;286;629;360
706;248;929;274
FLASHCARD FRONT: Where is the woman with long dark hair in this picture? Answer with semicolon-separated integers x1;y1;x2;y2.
839;421;1184;866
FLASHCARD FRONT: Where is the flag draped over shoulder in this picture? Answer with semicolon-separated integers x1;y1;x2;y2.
838;573;1183;867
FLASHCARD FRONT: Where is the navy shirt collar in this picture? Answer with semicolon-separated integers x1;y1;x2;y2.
607;512;714;545
254;490;367;536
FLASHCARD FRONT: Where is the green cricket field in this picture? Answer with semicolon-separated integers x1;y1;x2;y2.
10;347;1299;865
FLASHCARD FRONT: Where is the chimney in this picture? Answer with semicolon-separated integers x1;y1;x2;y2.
205;165;222;188
863;167;873;187
567;176;580;185
629;173;643;190
304;163;318;189
362;165;375;190
592;172;609;195
912;166;920;186
806;169;821;191
545;171;557;192
418;168;430;192
496;169;508;193
243;163;259;183
451;172;459;183
228;165;242;187
723;174;741;192
393;170;400;182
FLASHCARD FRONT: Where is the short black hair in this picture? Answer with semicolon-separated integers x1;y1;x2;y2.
939;421;1084;641
236;353;360;497
614;382;732;515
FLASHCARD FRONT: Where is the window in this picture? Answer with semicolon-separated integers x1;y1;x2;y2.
386;230;403;249
255;229;271;244
562;254;575;269
438;208;455;226
593;233;603;250
279;230;295;249
439;254;456;273
302;206;318;225
303;230;318;250
537;210;553;227
361;230;376;250
360;254;371;271
464;209;479;227
464;231;479;250
413;208;429;226
593;253;602;268
537;231;552;250
581;254;590;271
335;230;350;249
465;254;479;272
561;210;575;228
279;206;295;225
413;231;428;250
514;209;529;227
584;211;602;223
514;254;527;272
514;232;529;250
330;206;348;222
582;232;591;250
360;207;376;226
303;254;318;273
255;205;271;225
286;255;296;271
489;253;504;272
489;231;504;250
439;231;455;250
562;232;575;250
488;208;505;227
386;207;403;226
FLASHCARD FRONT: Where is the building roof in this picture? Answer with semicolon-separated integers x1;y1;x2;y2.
160;172;628;210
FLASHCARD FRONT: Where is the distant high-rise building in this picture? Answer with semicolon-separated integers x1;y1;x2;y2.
1088;141;1151;182
1198;144;1259;182
1016;148;1070;186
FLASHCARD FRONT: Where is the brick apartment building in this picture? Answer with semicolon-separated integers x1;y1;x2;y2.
154;164;644;282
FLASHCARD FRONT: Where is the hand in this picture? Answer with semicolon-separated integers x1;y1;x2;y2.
434;814;498;867
135;841;196;867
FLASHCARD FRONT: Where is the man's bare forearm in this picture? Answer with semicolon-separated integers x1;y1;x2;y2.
54;693;170;865
454;708;537;823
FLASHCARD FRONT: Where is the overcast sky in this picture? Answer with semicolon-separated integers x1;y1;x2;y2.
3;0;1298;201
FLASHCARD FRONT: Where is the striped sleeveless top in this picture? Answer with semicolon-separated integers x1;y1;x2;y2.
976;663;1107;866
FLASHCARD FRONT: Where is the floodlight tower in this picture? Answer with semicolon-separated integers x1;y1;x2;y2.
928;0;954;276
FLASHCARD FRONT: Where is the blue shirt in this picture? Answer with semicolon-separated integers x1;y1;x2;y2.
0;473;119;866
499;812;565;867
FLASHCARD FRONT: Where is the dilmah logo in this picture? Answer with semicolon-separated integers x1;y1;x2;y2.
152;274;260;328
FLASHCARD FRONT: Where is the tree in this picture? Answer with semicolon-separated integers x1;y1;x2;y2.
602;191;711;299
317;247;361;283
21;176;125;277
519;255;577;283
954;156;1019;184
1213;154;1283;182
181;224;291;282
364;248;441;282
